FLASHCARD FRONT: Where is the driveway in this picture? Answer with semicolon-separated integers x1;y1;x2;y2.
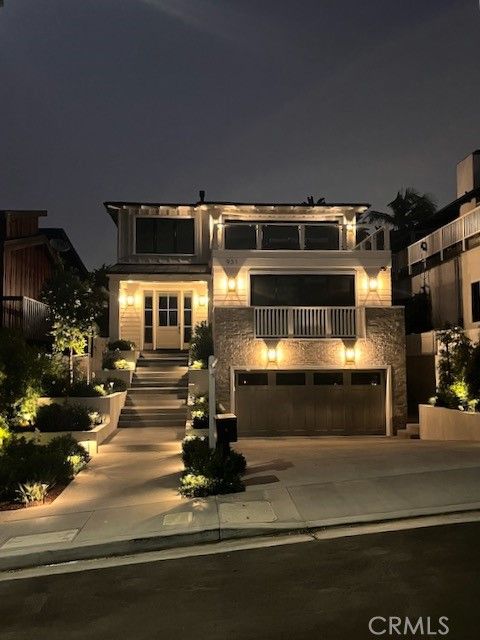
2;431;480;567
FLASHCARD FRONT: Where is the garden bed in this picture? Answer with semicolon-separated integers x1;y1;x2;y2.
0;483;68;511
188;368;208;396
94;368;133;388
38;391;127;435
20;420;111;456
419;404;480;441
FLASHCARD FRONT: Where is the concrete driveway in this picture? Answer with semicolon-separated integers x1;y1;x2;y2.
2;431;480;569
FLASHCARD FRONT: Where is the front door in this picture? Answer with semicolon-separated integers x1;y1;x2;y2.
155;293;181;349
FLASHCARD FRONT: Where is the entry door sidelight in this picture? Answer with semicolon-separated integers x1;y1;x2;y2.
156;293;180;349
183;294;193;344
144;294;153;348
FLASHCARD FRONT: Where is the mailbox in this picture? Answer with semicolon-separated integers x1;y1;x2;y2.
215;413;238;443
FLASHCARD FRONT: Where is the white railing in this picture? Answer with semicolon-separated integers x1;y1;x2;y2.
254;306;358;338
354;226;390;251
407;204;480;271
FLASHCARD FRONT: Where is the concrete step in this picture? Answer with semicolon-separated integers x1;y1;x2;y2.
121;407;186;415
396;425;420;440
406;423;420;436
118;417;186;428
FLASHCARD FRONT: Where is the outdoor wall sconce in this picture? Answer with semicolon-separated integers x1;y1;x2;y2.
227;277;237;292
368;276;378;292
344;346;356;364
126;295;135;306
346;223;354;231
118;294;127;307
198;294;207;307
267;347;278;363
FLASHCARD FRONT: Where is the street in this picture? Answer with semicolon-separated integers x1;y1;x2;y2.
1;522;479;640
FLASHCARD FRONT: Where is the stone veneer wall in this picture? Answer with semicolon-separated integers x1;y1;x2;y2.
213;306;407;431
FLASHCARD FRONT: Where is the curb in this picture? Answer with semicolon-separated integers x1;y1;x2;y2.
2;507;480;574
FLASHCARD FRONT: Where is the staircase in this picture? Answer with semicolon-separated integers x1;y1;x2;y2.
118;350;188;428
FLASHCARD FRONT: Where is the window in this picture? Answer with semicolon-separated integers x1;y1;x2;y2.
351;372;382;386
144;295;153;344
238;372;268;386
250;274;355;307
183;295;192;343
276;372;306;385
472;281;480;323
224;224;257;250
314;372;343;385
136;218;194;254
262;225;299;250
305;224;340;250
159;295;178;327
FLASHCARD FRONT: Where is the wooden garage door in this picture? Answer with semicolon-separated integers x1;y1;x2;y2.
235;370;385;436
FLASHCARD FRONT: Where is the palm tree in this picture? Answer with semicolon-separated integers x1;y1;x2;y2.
367;188;437;231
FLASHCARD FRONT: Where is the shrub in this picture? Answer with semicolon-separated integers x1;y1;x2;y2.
104;377;128;393
102;353;134;370
179;436;246;497
189;322;213;369
41;354;70;398
16;481;50;505
108;340;136;351
0;415;11;448
179;473;214;497
67;381;106;397
34;403;95;432
0;329;45;426
47;434;90;470
0;436;73;502
192;415;209;429
466;344;480;401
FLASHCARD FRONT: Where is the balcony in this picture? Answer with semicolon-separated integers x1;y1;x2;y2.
254;306;359;339
1;296;50;341
214;222;389;252
407;204;480;272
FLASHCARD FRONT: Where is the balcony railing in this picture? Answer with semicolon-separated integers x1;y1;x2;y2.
1;296;50;340
254;306;358;339
407;204;480;271
214;222;390;252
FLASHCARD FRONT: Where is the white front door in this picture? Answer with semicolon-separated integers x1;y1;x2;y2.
155;293;181;349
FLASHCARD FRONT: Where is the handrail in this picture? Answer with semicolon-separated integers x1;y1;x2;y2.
407;204;480;271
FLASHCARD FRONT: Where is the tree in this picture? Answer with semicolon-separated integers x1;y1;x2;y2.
367;188;437;232
42;269;106;383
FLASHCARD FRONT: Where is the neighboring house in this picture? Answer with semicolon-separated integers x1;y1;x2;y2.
0;209;86;341
406;151;480;334
396;151;480;414
105;195;406;436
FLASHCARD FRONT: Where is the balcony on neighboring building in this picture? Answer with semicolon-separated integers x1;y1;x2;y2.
0;296;51;341
254;306;360;339
214;222;389;252
407;204;480;273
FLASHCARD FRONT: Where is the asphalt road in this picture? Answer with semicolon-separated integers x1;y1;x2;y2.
1;522;479;640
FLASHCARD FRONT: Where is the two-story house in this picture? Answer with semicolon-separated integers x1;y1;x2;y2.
105;195;406;437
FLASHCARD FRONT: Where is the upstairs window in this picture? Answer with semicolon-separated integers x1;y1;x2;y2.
250;274;355;307
136;218;194;254
262;225;300;250
224;223;257;250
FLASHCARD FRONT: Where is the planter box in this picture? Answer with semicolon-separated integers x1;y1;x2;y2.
419;404;480;441
38;391;127;436
21;421;111;456
93;369;134;388
188;368;208;396
108;349;140;366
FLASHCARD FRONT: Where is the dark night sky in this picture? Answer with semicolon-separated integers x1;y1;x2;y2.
1;0;479;268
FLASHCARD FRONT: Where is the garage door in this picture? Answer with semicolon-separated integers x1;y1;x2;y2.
235;370;386;436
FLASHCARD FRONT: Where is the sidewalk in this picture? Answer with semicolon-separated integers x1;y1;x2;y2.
2;429;480;571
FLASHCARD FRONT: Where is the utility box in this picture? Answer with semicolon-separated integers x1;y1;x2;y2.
215;413;238;443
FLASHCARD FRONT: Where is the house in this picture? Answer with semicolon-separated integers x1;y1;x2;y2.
397;151;480;414
105;195;406;437
0;209;86;341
